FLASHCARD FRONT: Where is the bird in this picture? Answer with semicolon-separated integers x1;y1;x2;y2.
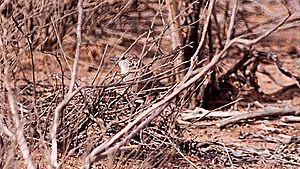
117;54;142;82
112;53;158;95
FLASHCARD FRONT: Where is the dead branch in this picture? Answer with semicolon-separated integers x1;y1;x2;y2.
280;116;300;123
0;1;299;168
225;0;238;45
50;86;83;168
278;134;300;144
180;107;246;121
166;0;184;81
3;53;36;169
51;0;83;168
216;107;298;128
68;0;83;95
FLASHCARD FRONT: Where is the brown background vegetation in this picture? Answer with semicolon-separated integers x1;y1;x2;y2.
0;0;300;168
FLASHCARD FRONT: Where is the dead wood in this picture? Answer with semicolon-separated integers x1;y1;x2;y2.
51;0;83;167
216;107;298;128
166;0;184;82
2;46;36;169
278;134;300;144
180;107;246;121
1;0;300;168
280;116;300;123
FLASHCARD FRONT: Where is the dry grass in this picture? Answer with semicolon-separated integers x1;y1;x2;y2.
1;0;300;168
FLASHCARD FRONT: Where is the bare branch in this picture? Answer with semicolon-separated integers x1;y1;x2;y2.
68;0;84;95
217;107;297;128
51;0;83;168
3;54;36;169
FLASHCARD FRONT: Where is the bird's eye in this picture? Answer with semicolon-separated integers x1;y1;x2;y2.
129;61;134;67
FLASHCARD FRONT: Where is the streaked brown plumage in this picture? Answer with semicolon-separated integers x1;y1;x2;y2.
115;54;156;94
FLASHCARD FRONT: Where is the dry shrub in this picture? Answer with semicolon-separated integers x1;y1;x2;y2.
0;0;299;168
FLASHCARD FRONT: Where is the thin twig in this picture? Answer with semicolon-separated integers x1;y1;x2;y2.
50;0;83;168
3;53;36;169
